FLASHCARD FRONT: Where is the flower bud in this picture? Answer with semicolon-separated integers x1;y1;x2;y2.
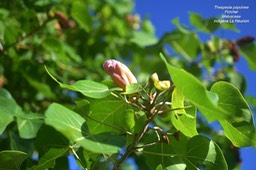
155;80;171;91
151;72;171;91
151;73;159;82
103;59;137;90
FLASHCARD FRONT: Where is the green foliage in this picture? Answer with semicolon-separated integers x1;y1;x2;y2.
240;43;256;70
0;150;27;170
0;0;255;169
45;103;125;154
143;134;227;170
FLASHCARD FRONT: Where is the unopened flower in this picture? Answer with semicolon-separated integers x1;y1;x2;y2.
151;73;159;82
103;59;137;90
155;80;171;91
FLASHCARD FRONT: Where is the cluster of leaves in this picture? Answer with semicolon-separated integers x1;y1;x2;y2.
0;0;256;169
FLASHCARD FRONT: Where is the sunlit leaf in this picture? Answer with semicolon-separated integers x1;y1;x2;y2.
155;164;163;170
45;66;111;98
160;54;230;121
86;96;131;134
185;135;228;170
17;113;44;139
221;22;238;32
171;87;186;115
45;103;125;154
122;83;143;94
240;43;256;70
228;72;246;95
106;0;133;15
131;31;158;47
211;81;256;147
172;18;191;34
161;31;200;61
189;12;220;33
122;109;135;133
211;81;251;122
171;105;198;137
0;89;22;134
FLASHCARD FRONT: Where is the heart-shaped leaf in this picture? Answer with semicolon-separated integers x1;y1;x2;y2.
0;89;22;134
17;113;44;139
45;103;125;154
86;96;131;134
143;134;227;170
211;81;256;147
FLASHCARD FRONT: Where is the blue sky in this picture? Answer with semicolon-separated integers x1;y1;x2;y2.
134;0;256;169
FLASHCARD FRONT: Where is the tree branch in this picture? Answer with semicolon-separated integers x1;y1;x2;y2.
114;112;157;169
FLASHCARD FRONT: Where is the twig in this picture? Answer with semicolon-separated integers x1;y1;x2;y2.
69;145;88;170
133;141;159;150
114;111;157;169
114;87;174;169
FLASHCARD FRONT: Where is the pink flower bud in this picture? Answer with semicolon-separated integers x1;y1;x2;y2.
103;59;137;90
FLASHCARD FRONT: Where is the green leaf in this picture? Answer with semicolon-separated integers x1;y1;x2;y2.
0;89;22;134
122;109;135;133
219;121;256;147
86;96;130;134
210;81;256;147
22;73;56;99
143;134;227;170
17;113;44;139
45;66;111;99
172;18;191;34
71;1;92;32
171;88;186;115
4;25;21;45
122;83;143;94
131;31;158;47
143;134;187;170
35;125;69;155
9;130;34;155
221;22;238;32
106;0;134;15
33;147;69;170
160;54;230;121
155;164;163;170
142;19;155;34
171;105;198;138
240;43;256;70
161;31;200;61
189;12;220;33
0;110;13;134
211;81;251;122
0;150;27;170
184;135;228;170
246;96;256;111
228;72;246;95
68;80;111;98
45;103;124;154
